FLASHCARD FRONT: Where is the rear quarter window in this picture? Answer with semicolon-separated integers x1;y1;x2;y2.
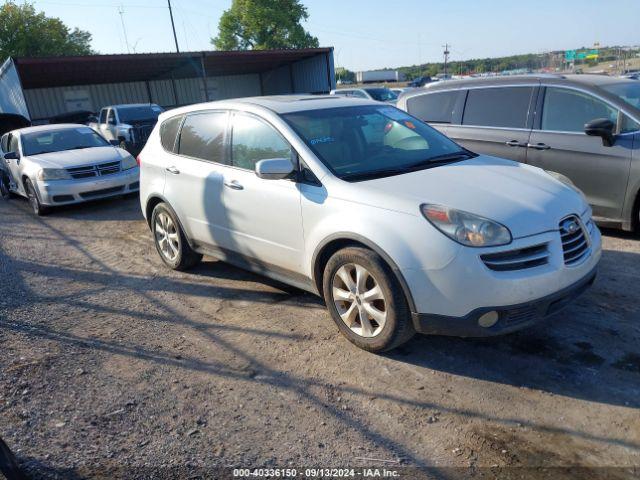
160;115;183;153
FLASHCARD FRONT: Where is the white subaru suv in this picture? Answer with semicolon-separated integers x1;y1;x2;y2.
139;95;601;352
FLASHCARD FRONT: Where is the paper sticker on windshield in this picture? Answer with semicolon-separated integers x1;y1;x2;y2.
310;136;335;145
76;128;91;134
379;107;412;122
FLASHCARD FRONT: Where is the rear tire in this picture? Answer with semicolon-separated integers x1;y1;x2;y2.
322;246;415;352
0;171;12;199
24;178;50;216
151;202;202;270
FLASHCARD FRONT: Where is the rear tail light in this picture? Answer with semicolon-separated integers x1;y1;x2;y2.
136;155;141;166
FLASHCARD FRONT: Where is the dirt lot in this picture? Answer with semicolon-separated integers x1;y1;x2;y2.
0;194;639;479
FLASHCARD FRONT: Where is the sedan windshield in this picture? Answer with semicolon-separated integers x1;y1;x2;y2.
601;82;640;110
118;105;163;123
283;105;473;181
22;127;109;156
364;88;398;102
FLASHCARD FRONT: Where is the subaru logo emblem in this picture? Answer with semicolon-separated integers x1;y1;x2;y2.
562;219;579;234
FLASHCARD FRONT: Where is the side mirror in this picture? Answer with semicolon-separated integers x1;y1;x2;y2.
255;158;294;180
109;139;120;146
4;151;19;160
585;118;615;147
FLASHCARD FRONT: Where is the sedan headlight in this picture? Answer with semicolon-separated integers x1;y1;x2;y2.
37;168;71;181
121;155;137;170
420;204;512;247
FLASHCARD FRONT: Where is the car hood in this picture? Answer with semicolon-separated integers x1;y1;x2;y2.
344;155;588;239
27;147;128;168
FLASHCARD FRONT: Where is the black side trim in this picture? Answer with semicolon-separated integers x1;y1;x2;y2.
196;242;316;294
413;266;597;337
311;233;418;313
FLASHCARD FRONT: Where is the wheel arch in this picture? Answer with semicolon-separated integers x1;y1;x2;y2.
144;194;196;249
311;233;417;313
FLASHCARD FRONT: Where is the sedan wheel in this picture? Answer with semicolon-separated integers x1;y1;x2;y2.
24;178;50;216
332;263;387;338
154;211;180;262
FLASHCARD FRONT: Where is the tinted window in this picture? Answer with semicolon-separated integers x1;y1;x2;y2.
407;91;461;123
99;109;107;123
160;115;183;152
621;113;640;134
364;88;398;102
541;87;618;133
231;114;291;171
462;87;533;128
601;82;640;110
9;135;18;152
118;105;163;123
178;112;227;163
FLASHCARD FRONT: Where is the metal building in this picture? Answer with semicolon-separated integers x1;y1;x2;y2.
0;48;335;122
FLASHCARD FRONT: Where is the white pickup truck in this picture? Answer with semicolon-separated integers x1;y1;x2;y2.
89;103;164;154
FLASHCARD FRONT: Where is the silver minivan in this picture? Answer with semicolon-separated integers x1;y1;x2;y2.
397;75;640;231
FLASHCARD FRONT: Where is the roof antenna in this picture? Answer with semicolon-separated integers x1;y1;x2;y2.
118;5;131;54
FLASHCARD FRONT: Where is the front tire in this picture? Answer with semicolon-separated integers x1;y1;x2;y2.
24;178;50;216
151;202;202;270
0;171;12;199
322;246;415;352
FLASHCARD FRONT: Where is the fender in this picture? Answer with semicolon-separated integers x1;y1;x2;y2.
311;232;418;314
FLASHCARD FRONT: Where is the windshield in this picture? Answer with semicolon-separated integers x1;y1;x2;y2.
601;82;640;110
364;88;398;102
283;105;472;181
21;127;109;156
118;105;163;123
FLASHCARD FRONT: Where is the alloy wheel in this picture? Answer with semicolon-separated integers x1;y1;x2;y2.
332;263;387;338
154;212;180;262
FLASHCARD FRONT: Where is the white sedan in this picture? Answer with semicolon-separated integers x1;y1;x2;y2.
1;124;139;215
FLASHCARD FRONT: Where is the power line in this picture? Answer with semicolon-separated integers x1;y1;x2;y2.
117;5;130;54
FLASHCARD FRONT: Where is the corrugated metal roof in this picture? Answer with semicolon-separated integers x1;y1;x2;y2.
12;48;334;89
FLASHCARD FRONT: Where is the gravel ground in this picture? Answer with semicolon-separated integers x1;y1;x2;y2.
0;195;639;480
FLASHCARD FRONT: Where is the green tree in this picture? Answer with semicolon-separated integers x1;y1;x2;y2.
212;0;319;50
0;2;93;59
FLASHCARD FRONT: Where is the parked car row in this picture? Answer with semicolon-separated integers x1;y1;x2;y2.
5;76;638;352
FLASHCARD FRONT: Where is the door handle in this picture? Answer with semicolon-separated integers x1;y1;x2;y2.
526;143;551;150
505;140;525;147
224;180;244;190
165;166;180;174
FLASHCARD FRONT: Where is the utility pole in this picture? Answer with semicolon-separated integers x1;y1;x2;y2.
443;43;451;78
118;5;130;53
167;0;180;53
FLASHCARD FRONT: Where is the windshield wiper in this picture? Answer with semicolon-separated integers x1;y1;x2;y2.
341;167;410;181
341;151;476;182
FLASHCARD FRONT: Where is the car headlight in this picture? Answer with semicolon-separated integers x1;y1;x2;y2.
37;168;71;181
121;155;137;170
420;204;512;247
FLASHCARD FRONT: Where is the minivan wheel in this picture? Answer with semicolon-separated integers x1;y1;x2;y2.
322;247;415;352
151;203;202;270
24;178;50;216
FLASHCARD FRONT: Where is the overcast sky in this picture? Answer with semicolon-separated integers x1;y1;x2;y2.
31;0;640;71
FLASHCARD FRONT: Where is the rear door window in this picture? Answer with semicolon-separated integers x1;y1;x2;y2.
462;87;534;128
541;87;618;133
178;111;228;164
160;115;183;153
406;91;463;124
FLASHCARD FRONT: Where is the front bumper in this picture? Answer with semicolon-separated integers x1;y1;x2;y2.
402;212;602;336
36;168;140;206
412;265;597;337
